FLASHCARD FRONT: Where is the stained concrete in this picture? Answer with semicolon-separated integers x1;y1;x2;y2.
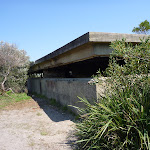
27;78;104;113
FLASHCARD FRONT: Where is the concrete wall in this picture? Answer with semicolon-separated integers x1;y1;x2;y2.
27;78;103;113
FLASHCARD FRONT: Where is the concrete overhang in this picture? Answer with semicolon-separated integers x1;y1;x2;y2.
29;32;149;73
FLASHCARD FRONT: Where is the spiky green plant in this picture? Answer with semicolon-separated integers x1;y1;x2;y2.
75;38;150;150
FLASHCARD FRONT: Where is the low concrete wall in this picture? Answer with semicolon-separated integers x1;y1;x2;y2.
27;78;103;113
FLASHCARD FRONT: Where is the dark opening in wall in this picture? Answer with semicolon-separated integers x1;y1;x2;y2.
43;56;110;78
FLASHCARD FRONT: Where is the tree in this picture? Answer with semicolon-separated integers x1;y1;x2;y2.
132;20;150;34
0;41;30;92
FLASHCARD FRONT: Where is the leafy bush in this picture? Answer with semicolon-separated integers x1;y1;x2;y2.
75;38;150;149
5;65;29;93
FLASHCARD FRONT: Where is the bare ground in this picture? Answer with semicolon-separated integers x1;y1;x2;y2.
0;97;76;150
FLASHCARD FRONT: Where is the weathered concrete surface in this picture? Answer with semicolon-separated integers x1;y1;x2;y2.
29;32;149;73
89;32;149;42
27;78;102;113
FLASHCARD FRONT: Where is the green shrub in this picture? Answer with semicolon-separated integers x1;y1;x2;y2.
0;41;30;93
75;38;150;149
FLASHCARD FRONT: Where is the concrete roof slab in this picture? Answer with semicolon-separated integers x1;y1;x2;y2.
30;32;149;73
89;32;149;42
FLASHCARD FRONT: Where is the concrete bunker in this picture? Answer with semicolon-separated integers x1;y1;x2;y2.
28;32;148;113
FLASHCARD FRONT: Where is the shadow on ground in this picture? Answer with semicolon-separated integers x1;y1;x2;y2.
31;96;77;149
31;96;75;122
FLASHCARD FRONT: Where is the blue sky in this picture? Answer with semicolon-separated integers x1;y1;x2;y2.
0;0;150;61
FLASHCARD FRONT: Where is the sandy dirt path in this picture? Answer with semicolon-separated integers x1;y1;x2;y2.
0;98;75;150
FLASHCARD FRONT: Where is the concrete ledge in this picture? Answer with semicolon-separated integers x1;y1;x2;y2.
27;78;102;113
89;32;150;42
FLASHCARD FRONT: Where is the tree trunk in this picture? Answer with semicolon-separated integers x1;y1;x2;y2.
1;67;10;92
1;76;7;91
